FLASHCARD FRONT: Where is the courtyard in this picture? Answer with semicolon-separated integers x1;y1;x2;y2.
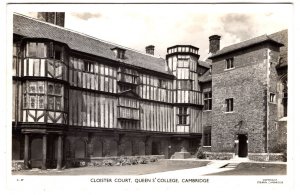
12;159;286;176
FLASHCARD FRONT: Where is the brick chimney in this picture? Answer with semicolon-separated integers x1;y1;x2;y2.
209;35;221;54
37;12;65;27
145;45;155;55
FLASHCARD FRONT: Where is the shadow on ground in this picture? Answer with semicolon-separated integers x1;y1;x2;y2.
205;162;287;176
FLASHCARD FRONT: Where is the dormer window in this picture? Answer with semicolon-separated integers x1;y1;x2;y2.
112;47;126;59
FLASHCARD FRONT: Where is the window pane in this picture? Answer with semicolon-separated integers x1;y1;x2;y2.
28;43;36;57
55;63;62;77
47;60;55;77
23;94;27;108
38;82;44;93
55;97;62;110
48;96;54;110
38;95;45;109
54;84;62;95
29;82;37;93
37;43;47;58
48;83;54;95
29;95;36;109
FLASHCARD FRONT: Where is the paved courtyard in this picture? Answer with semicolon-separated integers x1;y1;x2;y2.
12;159;286;176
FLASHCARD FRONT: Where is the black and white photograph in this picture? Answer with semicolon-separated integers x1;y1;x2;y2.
1;1;299;194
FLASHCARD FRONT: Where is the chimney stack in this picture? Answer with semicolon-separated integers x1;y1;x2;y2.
209;35;221;54
37;12;65;27
145;45;155;55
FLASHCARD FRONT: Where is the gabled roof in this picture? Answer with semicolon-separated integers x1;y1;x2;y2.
209;34;284;59
198;60;211;69
13;13;172;75
199;70;212;83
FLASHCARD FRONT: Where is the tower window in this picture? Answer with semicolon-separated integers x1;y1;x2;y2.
225;98;234;112
270;93;275;103
225;58;234;69
178;107;188;125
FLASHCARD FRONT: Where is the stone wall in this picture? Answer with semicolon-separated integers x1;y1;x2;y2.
212;45;269;153
248;153;286;162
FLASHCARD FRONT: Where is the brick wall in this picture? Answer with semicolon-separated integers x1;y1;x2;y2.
211;44;272;153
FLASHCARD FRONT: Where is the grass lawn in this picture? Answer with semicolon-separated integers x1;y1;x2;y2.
12;160;210;176
206;162;286;176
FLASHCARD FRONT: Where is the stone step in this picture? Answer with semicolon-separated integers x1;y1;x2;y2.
222;163;239;168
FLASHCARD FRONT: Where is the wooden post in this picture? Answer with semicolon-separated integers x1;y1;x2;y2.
41;134;47;170
57;135;63;170
24;134;30;169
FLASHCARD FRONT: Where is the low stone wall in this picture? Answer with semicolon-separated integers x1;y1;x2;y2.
12;160;25;171
66;155;165;168
202;152;285;162
204;152;235;160
248;153;286;162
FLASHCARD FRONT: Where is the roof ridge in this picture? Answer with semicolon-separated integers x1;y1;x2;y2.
14;12;163;59
222;34;268;50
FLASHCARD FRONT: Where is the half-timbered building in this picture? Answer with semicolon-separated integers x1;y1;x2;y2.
12;12;287;169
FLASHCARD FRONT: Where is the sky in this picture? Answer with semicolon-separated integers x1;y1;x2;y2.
18;4;292;60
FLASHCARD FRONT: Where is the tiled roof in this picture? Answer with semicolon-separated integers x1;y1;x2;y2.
269;29;288;68
209;34;284;59
13;13;172;75
199;70;212;82
198;60;211;69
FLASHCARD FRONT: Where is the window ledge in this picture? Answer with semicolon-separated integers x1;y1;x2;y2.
203;110;212;112
202;146;211;148
224;111;234;114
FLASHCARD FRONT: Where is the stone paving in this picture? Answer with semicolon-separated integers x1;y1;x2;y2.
142;157;286;176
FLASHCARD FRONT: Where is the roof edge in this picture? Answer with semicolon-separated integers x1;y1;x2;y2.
208;36;284;60
13;12;163;59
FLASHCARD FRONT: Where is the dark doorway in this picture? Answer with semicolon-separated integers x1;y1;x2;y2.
238;134;248;157
31;138;43;168
152;142;160;155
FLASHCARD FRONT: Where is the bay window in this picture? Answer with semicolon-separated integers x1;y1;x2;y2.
23;81;65;112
